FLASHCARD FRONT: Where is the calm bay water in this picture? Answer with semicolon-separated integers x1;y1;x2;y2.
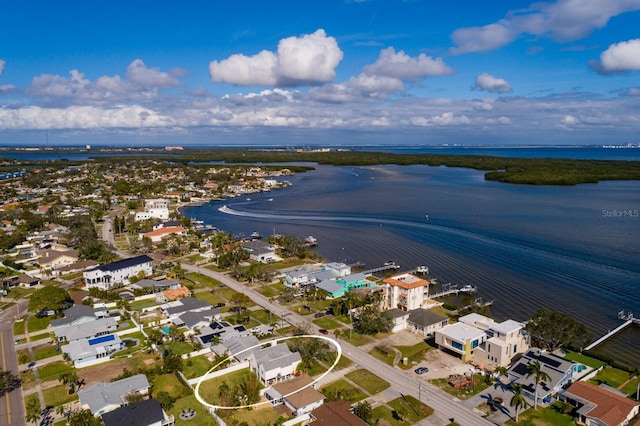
182;160;640;368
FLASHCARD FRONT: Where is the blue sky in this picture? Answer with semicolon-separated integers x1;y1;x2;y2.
1;0;639;146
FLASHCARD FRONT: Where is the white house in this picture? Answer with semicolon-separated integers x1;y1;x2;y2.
249;343;302;386
382;273;430;311
62;334;123;367
134;199;170;221
84;255;153;290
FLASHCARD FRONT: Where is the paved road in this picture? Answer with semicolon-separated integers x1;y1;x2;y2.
0;301;29;426
180;263;494;426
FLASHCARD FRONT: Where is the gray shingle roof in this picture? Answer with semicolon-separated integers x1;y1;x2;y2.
78;374;149;414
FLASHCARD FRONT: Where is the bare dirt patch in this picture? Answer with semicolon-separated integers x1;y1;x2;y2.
77;355;157;387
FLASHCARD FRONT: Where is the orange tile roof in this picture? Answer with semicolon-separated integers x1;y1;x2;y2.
383;275;429;290
565;381;639;426
162;286;190;301
143;226;186;237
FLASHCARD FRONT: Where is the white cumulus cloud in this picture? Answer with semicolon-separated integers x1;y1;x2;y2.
25;60;184;105
450;0;640;54
209;29;343;87
473;73;512;93
590;39;640;74
363;47;454;79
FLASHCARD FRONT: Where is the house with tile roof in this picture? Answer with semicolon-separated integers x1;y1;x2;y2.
559;381;640;426
382;273;430;311
78;374;150;416
140;226;186;243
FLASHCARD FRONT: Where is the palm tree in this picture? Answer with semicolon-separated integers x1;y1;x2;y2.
526;360;551;409
509;383;527;423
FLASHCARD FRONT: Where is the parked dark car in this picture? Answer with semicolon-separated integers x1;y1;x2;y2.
214;302;226;308
414;367;429;375
314;312;325;318
318;329;329;335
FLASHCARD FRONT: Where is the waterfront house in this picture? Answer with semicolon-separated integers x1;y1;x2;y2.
249;343;302;386
265;374;325;416
435;322;487;363
458;313;530;367
324;262;351;277
283;264;323;288
134;199;170;221
84;255;153;290
559;381;640;426
101;399;174;426
434;313;529;367
242;240;279;263
382;273;430;311
315;279;346;298
507;349;579;406
78;374;150;416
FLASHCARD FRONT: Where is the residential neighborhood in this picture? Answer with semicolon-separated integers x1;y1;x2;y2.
0;155;638;426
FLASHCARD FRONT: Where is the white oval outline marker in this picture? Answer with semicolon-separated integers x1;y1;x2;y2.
194;334;342;410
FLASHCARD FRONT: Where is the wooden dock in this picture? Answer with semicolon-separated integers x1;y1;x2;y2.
363;263;401;274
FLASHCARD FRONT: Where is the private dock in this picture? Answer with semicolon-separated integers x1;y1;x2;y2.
363;262;401;274
428;283;477;299
584;310;637;351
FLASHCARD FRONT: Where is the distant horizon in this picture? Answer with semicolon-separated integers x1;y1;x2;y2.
1;1;639;146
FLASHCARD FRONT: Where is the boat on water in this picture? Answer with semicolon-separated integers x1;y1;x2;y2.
251;232;262;239
304;236;317;245
425;214;429;222
416;265;429;274
459;285;477;294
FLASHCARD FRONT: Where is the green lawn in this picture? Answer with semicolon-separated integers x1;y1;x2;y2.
167;395;218;426
395;341;431;370
13;319;26;336
250;309;276;324
29;332;54;343
153;373;191;398
163;340;195;356
387;395;433;423
564;351;607;369
186;272;221;288
24;394;40;413
193;291;225;306
505;406;576;425
183;355;215;379
589;366;634;389
20;369;35;388
37;361;75;383
321;379;368;403
231;404;284;426
346;369;390;395
369;406;409;425
369;346;396;367
334;315;353;324
43;384;79;407
430;375;492;399
129;298;163;311
312;317;342;330
33;343;61;361
257;284;280;298
339;331;373;346
27;315;52;333
198;368;260;406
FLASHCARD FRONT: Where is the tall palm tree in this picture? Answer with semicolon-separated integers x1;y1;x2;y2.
526;360;551;409
510;383;527;423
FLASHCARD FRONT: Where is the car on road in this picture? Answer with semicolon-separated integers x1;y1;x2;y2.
414;367;429;375
318;329;329;335
314;312;325;318
27;362;36;369
214;303;226;308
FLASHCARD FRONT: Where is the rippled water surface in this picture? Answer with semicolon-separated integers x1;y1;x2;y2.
182;164;640;368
